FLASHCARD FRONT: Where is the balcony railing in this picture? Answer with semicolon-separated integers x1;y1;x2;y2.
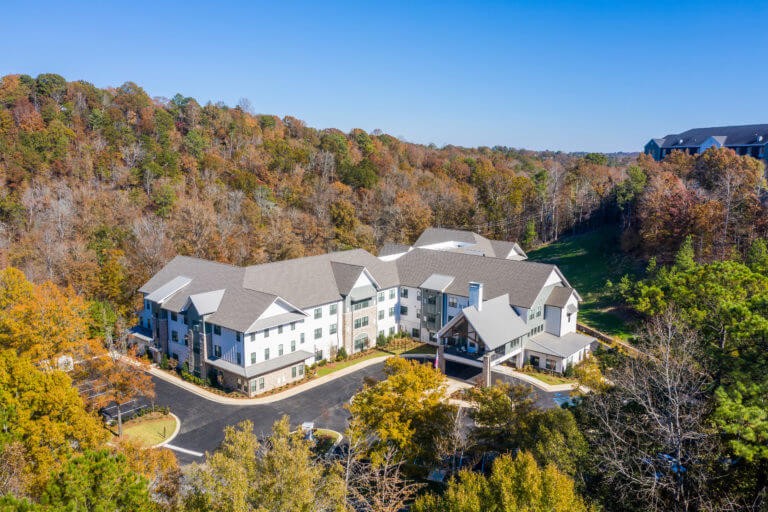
443;344;506;362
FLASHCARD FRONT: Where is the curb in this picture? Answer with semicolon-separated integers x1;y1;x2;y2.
147;354;392;405
493;367;577;392
155;412;181;449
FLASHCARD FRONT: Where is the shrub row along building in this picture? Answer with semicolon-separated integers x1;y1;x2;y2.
134;228;595;396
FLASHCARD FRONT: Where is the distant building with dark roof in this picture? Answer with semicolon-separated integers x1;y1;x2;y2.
644;124;768;162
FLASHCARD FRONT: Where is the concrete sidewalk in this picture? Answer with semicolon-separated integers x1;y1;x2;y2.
146;354;392;405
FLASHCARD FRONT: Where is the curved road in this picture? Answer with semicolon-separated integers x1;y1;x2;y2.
153;360;558;464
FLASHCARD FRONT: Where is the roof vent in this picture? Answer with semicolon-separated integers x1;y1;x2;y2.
678;139;684;145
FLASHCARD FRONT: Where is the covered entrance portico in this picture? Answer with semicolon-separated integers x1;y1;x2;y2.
436;293;526;385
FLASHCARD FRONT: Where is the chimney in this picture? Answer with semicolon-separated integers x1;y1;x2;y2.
469;282;483;311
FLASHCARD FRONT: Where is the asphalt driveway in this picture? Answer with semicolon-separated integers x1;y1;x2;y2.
154;359;559;464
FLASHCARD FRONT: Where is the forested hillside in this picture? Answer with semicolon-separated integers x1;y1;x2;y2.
0;73;632;318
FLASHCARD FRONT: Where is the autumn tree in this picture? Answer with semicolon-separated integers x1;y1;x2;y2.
348;357;455;466
412;451;594;512
183;417;345;512
0;350;107;493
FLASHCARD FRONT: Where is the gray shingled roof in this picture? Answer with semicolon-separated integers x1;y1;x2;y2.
379;243;412;257
526;332;595;358
458;294;528;350
242;249;399;308
207;350;313;378
654;124;768;148
396;248;559;308
545;286;576;308
138;256;278;333
413;227;524;259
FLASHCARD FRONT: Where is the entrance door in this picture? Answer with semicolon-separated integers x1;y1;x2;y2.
354;334;368;353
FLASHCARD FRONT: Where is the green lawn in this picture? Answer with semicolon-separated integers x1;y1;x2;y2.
526;226;641;339
389;343;436;356
316;350;388;377
120;414;177;447
524;370;577;386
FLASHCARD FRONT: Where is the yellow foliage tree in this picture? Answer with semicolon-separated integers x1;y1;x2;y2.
0;349;107;493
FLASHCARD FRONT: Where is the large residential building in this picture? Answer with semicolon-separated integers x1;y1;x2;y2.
134;227;595;396
644;123;768;162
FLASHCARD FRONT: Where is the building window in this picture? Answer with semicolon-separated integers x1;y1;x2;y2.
389;326;395;335
237;352;241;365
354;317;369;329
545;359;556;371
278;344;284;356
300;333;305;344
214;345;221;357
251;352;256;364
250;380;258;393
353;299;371;311
259;377;265;390
299;364;304;376
291;340;296;352
291;322;296;331
400;306;408;316
278;325;283;334
528;310;535;320
536;306;542;317
389;289;395;299
448;297;457;308
314;328;322;339
316;349;324;361
378;310;385;320
389;307;395;317
171;312;178;322
400;288;408;298
412;328;419;338
213;325;221;335
314;308;322;319
264;328;270;338
448;315;454;322
236;332;241;342
378;292;385;301
171;330;178;342
378;330;384;338
329;323;337;334
330;304;337;315
264;348;270;360
292;366;297;378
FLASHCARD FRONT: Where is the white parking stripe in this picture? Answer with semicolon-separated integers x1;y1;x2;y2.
162;444;204;457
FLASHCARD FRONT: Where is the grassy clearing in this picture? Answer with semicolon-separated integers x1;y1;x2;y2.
316;350;388;377
120;413;177;447
527;226;641;339
313;428;341;454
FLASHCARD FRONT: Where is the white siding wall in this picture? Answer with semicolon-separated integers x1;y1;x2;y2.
303;300;342;360
209;325;242;365
244;319;308;366
560;294;578;335
167;312;189;363
398;286;421;337
544;305;561;335
376;287;399;338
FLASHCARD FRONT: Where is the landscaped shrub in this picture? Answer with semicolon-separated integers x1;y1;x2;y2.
159;354;170;370
564;362;575;378
318;359;327;367
337;347;348;361
377;334;388;347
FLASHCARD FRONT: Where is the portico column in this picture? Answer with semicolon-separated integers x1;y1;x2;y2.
437;344;446;373
482;353;492;387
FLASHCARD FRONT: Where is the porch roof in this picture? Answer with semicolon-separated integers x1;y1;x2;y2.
206;350;314;379
438;293;528;350
526;331;595;359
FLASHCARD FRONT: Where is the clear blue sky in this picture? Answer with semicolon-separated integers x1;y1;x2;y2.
1;0;765;152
